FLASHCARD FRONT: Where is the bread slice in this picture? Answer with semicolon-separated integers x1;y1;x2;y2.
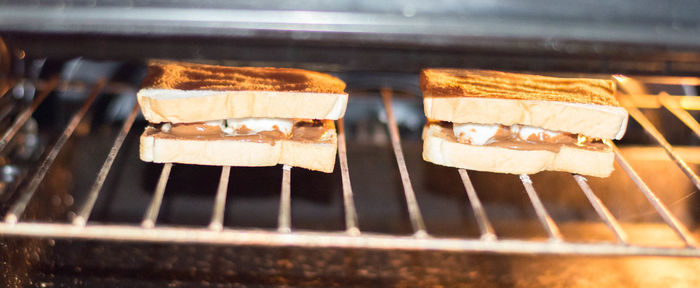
140;126;338;173
422;124;614;177
421;69;628;139
138;61;348;123
424;97;628;140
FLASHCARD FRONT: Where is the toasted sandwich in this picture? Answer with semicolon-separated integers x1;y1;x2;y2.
421;69;628;177
138;61;348;173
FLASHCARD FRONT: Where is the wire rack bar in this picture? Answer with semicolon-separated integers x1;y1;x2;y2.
0;76;58;153
381;88;427;237
572;174;628;244
0;99;18;123
631;76;700;86
659;93;700;139
0;222;698;257
612;144;697;247
458;169;497;241
4;79;103;224
209;166;231;231
0;78;18;100
519;174;563;241
73;104;140;226
141;163;172;228
337;118;360;235
277;164;292;233
625;103;700;192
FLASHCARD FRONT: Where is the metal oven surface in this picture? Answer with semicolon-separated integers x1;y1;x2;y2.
3;0;700;75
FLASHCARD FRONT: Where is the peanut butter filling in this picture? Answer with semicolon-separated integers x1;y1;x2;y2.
433;122;609;152
147;120;335;145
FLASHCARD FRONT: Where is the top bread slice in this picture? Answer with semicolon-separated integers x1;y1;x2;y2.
421;69;628;139
138;61;348;123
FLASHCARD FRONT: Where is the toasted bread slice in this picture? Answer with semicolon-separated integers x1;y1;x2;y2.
422;124;614;177
421;69;628;139
140;126;338;173
138;62;348;123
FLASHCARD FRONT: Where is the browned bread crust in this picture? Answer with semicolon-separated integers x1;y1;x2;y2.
141;61;346;94
420;69;618;106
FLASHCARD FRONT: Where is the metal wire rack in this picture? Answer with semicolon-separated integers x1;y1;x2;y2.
0;75;699;257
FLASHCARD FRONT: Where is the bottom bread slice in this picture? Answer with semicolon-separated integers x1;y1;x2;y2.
422;124;614;177
140;127;337;173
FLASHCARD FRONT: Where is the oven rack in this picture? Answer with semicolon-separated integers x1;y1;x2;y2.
0;76;699;257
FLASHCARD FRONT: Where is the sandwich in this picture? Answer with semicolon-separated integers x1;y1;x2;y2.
420;69;628;177
137;61;348;173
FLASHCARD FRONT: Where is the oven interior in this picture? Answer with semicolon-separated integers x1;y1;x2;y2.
0;56;698;287
2;1;700;286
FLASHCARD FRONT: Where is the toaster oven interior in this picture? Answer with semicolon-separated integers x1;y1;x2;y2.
2;1;700;285
0;55;699;286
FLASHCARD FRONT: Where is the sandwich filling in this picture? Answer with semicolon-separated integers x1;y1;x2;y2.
151;118;335;144
444;122;610;152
